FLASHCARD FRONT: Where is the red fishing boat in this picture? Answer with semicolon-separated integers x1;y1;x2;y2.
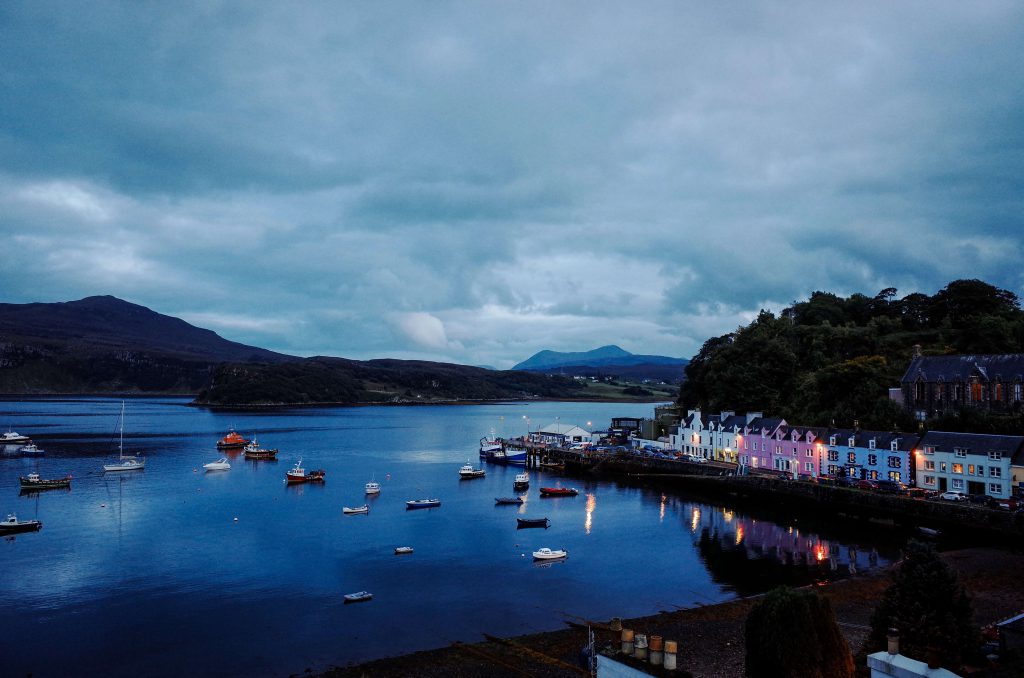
539;486;578;497
285;458;325;484
216;428;249;449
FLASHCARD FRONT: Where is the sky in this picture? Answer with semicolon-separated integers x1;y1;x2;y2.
2;2;1023;368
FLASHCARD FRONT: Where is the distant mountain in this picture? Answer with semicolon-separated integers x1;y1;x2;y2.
0;296;294;393
513;345;687;371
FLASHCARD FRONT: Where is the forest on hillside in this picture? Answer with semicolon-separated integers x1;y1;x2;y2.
678;279;1024;432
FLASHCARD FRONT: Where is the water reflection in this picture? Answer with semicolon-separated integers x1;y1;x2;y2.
584;493;596;534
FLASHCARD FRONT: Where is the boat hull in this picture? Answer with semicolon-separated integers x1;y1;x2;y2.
19;477;71;490
0;521;42;534
516;518;550;528
539;487;578;497
495;497;524;505
244;449;279;460
406;499;441;510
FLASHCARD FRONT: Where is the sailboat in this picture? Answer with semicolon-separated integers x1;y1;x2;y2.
103;402;145;472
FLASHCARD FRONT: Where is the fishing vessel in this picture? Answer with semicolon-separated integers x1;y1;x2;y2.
394;546;414;555
513;472;530;490
406;498;441;510
17;443;45;457
0;514;42;534
459;463;485;479
539;486;578;497
1;429;30;444
103;402;145;472
285;458;325;483
365;480;381;495
19;472;72;490
243;438;279;460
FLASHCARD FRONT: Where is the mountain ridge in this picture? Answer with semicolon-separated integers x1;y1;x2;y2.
513;344;687;371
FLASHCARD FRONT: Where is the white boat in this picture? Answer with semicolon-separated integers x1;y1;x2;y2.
365;480;381;495
513;472;529;489
532;547;568;561
203;458;231;471
394;546;414;554
0;513;42;534
18;443;45;456
459;463;485;478
103;402;145;472
343;591;372;603
343;505;369;515
1;430;30;444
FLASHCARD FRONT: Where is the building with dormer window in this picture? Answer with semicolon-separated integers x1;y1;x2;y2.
914;431;1023;497
824;428;919;484
901;353;1024;421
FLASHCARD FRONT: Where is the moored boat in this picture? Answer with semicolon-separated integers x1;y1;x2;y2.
459;463;485;479
539;461;565;472
19;472;72;490
365;480;381;495
0;514;42;534
513;473;529;490
479;435;502;457
532;547;568;561
495;496;524;505
103;402;145;472
216;428;249;449
243;438;279;459
343;505;369;515
17;443;45;457
406;498;441;510
1;429;30;444
394;546;414;554
343;591;373;604
539;486;578;497
203;458;231;471
286;459;325;483
517;517;550;528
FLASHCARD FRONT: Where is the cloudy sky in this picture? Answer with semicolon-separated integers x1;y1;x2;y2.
2;2;1022;368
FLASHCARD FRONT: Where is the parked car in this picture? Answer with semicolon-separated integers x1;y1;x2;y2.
797;473;819;484
875;480;906;494
905;488;930;500
995;498;1019;511
855;479;878;490
685;455;707;464
967;493;990;504
939;491;967;501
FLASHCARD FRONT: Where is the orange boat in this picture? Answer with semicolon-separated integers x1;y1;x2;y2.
216;428;249;449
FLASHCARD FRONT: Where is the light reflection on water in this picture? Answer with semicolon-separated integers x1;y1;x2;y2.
0;397;900;677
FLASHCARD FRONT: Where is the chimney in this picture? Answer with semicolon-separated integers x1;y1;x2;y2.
912;344;922;358
886;628;899;655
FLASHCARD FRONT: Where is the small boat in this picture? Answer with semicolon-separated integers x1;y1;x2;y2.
19;473;72;490
343;505;369;515
513;473;530;490
0;514;42;534
1;429;30;444
517;517;550;529
286;459;325;483
406;498;441;510
343;591;373;604
918;526;941;538
539;462;565;472
103;402;145;472
495;497;524;505
243;438;279;459
17;443;45;457
394;546;414;554
540;486;578;497
532;547;568;561
480;434;502;457
216;428;249;449
459;463;485;479
365;481;381;495
203;458;231;471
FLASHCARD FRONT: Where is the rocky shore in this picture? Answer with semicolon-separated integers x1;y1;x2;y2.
312;548;1024;678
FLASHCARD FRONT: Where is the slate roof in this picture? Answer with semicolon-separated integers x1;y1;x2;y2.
917;430;1024;457
901;354;1024;384
824;428;919;451
746;417;785;434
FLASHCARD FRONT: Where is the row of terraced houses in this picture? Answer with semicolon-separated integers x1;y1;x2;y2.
630;407;1024;499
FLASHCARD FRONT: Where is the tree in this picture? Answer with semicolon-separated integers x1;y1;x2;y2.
745;587;855;678
868;541;977;670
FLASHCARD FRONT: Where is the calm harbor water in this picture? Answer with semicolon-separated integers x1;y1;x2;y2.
1;397;901;676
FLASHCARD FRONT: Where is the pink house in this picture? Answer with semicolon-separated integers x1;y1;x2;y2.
767;425;828;478
738;415;786;470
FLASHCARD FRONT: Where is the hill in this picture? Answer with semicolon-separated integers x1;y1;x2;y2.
513;345;687;371
0;296;294;393
678;279;1024;431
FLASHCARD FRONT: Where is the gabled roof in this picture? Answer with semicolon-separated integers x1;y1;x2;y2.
745;417;785;435
901;354;1024;384
825;428;919;451
721;414;747;430
917;430;1024;457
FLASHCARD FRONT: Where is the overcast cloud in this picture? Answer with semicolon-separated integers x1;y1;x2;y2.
2;2;1022;367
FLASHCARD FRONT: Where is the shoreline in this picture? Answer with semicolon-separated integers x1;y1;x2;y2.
314;547;1024;677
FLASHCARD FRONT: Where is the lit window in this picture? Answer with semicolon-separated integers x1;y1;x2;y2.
924;446;935;455
847;452;856;464
888;471;901;482
888;457;901;468
923;475;935;485
968;464;975;475
924;461;935;471
805;462;813;472
952;464;963;474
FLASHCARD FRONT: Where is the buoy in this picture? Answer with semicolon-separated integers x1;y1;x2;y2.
100;503;106;508
233;517;239;522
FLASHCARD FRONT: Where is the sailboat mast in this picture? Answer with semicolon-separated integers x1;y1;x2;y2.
119;400;125;460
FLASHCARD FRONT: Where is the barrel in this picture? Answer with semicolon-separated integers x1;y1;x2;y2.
664;639;678;671
609;616;622;631
620;628;634;655
649;635;664;665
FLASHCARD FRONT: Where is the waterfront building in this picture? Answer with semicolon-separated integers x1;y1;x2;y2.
901;352;1024;420
738;414;787;469
671;410;752;461
765;425;828;478
531;422;594;447
914;431;1023;497
823;428;918;485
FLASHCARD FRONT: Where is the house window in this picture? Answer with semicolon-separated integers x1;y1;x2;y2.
828;464;839;476
888;456;901;468
990;467;1002;478
866;454;876;465
1015;383;1022;402
952;479;964;490
744;441;748;450
805;449;812;457
868;470;878;480
989;450;1003;461
888;471;901;483
805;462;813;472
924;446;935;455
940;462;947;472
891;440;898;451
968;464;975;475
761;442;765;452
923;475;936;485
952;463;963;474
847;452;856;464
828;450;839;461
829;436;836;446
995;383;1003;401
924;461;935;471
848;437;855;447
954;447;967;458
989;483;1002;495
971;381;983;402
869;439;876;450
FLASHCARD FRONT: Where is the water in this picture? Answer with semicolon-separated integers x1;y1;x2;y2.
0;397;900;676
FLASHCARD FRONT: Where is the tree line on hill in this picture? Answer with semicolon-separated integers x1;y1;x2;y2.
678;279;1024;432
